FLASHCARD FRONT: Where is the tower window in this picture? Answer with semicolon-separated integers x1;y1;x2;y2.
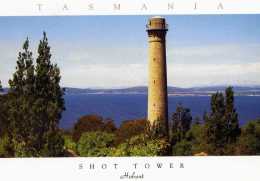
153;80;155;84
153;58;156;62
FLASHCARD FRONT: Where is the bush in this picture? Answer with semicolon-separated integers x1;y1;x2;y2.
64;135;77;153
186;123;208;155
236;120;260;155
77;131;115;157
110;134;170;156
41;131;65;157
172;140;192;156
0;134;12;157
116;119;147;144
72;115;116;142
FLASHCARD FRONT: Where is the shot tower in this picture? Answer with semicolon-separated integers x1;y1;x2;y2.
146;16;168;133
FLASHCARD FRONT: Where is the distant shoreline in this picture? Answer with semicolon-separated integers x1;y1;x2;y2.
64;92;260;97
3;85;260;97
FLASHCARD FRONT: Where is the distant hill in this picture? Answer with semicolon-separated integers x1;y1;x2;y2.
2;86;260;96
64;86;260;96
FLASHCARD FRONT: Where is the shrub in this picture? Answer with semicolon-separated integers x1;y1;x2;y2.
186;123;207;155
64;135;77;153
236;120;260;155
77;131;115;157
172;140;192;156
116;119;146;144
0;134;12;157
72;115;116;142
110;134;170;156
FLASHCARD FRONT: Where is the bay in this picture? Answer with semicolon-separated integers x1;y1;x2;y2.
60;94;260;129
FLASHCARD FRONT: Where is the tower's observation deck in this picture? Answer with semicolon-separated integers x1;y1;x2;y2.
146;16;169;134
146;16;168;32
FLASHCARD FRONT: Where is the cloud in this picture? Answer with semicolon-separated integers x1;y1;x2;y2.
168;43;260;64
61;63;148;88
167;62;260;87
60;61;260;88
1;42;260;88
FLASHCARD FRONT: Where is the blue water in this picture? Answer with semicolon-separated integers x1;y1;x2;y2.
60;94;260;129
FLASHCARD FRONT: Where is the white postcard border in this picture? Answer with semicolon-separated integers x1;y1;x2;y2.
0;0;260;16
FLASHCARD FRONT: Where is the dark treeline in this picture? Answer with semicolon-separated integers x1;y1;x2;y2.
170;87;260;156
1;34;260;157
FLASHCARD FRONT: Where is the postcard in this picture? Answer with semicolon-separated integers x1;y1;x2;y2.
0;0;260;181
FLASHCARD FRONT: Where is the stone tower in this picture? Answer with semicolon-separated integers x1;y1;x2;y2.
146;16;168;133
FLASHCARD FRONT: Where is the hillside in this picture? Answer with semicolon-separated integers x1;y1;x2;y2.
64;86;260;96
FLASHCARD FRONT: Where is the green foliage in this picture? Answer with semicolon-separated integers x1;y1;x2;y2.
172;140;192;156
236;120;260;155
171;104;192;144
72;115;116;142
203;87;241;155
170;104;192;155
7;38;36;157
77;131;115;157
0;95;8;136
110;134;170;156
0;134;12;157
0;81;11;158
64;135;77;153
0;91;12;156
33;32;65;156
186;122;206;154
41;131;65;157
171;121;207;156
6;33;65;157
225;87;241;144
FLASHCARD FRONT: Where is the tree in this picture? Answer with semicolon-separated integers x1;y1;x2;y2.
186;121;206;155
72;114;116;142
0;80;11;157
64;135;77;153
116;119;146;144
110;134;170;156
203;92;227;154
7;33;65;157
32;32;65;156
225;87;241;144
236;120;260;155
0;80;6;135
77;131;115;156
172;139;192;156
203;87;241;155
171;104;192;145
103;118;117;133
8;38;36;156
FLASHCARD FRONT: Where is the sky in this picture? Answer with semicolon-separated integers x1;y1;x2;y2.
0;15;260;88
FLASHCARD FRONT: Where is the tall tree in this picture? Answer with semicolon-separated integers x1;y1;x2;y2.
0;80;5;134
33;32;65;156
8;38;36;156
7;33;65;157
237;120;260;155
203;87;240;155
171;104;192;144
0;80;12;157
225;87;240;144
203;92;227;154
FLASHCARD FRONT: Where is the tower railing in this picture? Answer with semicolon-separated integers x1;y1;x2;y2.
146;23;168;31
